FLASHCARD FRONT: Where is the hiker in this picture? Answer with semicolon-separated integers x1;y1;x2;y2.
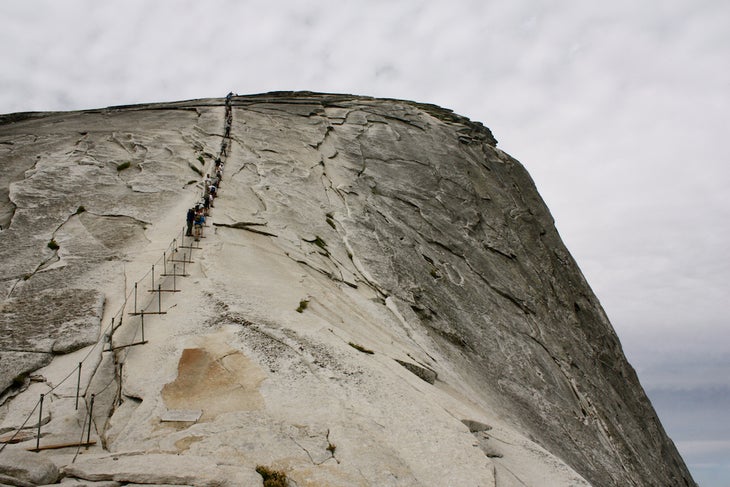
202;194;211;216
186;207;195;236
193;209;205;241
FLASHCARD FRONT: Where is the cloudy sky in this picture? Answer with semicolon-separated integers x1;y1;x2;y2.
2;1;728;484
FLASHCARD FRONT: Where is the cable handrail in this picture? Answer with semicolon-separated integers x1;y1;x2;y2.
0;93;236;457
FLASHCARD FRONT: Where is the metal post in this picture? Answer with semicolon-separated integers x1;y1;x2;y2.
134;282;138;314
151;264;155;291
158;284;162;314
173;263;177;292
182;252;187;275
86;394;95;447
75;363;82;410
141;311;145;342
163;251;166;275
36;394;44;451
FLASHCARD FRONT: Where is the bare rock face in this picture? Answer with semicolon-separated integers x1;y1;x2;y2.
0;93;695;486
0;449;59;485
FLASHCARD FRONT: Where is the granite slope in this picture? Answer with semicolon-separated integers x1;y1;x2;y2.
0;93;695;486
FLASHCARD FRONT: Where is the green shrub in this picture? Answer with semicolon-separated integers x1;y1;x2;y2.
197;155;205;165
47;239;59;251
116;161;131;171
255;466;288;487
76;205;86;214
296;299;309;313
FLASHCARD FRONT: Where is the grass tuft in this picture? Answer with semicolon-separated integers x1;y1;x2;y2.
47;239;59;251
296;299;309;313
76;205;86;214
116;161;131;171
255;465;288;487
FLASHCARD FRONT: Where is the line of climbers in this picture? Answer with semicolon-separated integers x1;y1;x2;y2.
185;93;233;240
186;159;224;240
0;93;237;460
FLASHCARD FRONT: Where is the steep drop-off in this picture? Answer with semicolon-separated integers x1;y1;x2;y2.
0;93;694;486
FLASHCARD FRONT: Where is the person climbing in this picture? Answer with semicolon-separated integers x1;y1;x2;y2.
202;193;211;216
186;207;195;236
193;208;205;241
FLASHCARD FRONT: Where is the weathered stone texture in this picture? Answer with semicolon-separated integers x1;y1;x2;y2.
0;93;695;487
0;449;59;486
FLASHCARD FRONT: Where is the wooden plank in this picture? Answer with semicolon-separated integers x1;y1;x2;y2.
105;340;148;352
27;440;96;451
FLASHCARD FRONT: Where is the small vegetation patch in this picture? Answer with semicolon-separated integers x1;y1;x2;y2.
186;180;197;185
75;205;86;214
197;155;205;165
47;239;59;251
296;299;309;313
348;342;374;354
116;161;131;171
255;465;288;487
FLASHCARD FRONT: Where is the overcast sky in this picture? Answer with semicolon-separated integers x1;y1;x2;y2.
1;1;728;484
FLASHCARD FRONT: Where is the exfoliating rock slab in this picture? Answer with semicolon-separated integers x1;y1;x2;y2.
0;449;59;486
62;453;260;487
